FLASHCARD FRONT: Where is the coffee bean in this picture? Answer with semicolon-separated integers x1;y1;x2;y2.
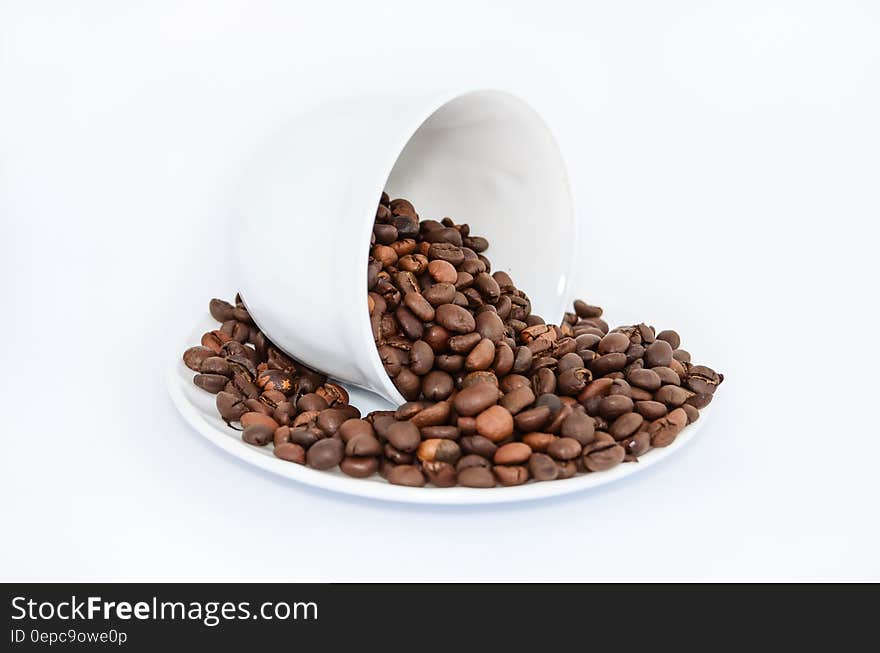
475;405;515;442
435;303;476;333
386;420;421;452
420;425;460;440
493;465;529;486
460;435;498;458
653;366;681;386
682;403;700;424
453;382;499;416
421;370;454;401
387;464;426;487
423;283;456;306
557;367;591;396
687;393;713;409
648;408;688;447
610;412;644;440
345;431;383;457
423;461;457;487
417;438;462;464
216;391;247;422
465;338;495;371
574;300;603;318
306;438;344;470
194;373;229;393
627;367;662;391
635;400;668;420
560;412;595;445
242;423;274;446
393;368;422;401
298;393;329;412
500;385;536;414
547;437;582;461
514;406;552;432
598;394;634;420
654;385;693;407
458;466;496;488
598;332;630;354
427;259;458;284
340;456;379;478
183;346;216;371
589;353;627;376
685;365;723;395
644;340;674;367
274;442;306;464
656;330;680;349
494;442;532;465
583;436;626;472
409;340;435;375
527;453;558;481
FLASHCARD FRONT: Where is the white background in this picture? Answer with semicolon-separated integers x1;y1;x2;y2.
2;1;878;581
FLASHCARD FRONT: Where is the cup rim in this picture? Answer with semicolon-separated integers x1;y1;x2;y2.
355;87;578;405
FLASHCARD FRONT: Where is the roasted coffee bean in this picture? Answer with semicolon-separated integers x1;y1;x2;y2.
393;368;422;401
297;393;329;413
420;425;461;440
531;367;557;395
529;453;559;481
599;394;634;420
687;393;713;409
423;461;457;487
656;330;681;349
589;353;628;377
514;406;552;432
653;366;681;386
521;432;555;452
610;412;644;440
627;367;662;391
573;300;603;318
387;464;426;487
635;400;668;420
500;385;536;415
547;437;582;461
494;442;532;465
456;454;491;472
421;370;455;401
654;385;693;407
386;420;421;452
314;408;346;436
598;332;631;354
460;435;498;458
583;435;626;472
465;338;495;371
345;432;383;457
183;346;216;371
417;438;462;464
453;382;499;416
209;298;236;322
648;408;688;447
340;457;379;478
625;431;651;457
458;466;496;488
557;367;591;395
682;403;700;424
242;423;274;446
194;373;229;393
644;340;674;368
274;442;306;464
384;443;414;465
685;365;723;395
307;438;344;470
435;303;476;333
560;412;595;445
423;283;456;306
493;465;529;486
409;340;434;376
475;405;515;442
410;401;451;428
404;292;435;322
556;460;579;479
287;427;321;449
216;391;248;422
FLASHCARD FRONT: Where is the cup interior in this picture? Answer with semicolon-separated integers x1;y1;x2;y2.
367;90;576;402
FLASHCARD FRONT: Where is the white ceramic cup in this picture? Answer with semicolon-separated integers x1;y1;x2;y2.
235;89;577;404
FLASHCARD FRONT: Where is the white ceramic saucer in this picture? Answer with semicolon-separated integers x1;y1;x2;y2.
167;317;711;505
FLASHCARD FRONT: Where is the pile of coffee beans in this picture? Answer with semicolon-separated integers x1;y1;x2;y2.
182;193;722;488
